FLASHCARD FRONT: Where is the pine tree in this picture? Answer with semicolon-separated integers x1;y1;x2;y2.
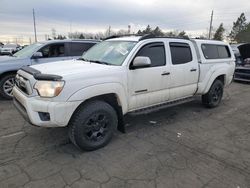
178;31;188;38
143;25;152;34
236;23;250;43
153;26;164;36
213;23;225;41
229;13;247;42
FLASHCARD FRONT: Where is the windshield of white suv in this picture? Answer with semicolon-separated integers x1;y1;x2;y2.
81;41;137;66
13;43;43;58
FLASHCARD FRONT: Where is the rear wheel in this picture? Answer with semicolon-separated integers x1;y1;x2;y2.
68;100;118;151
0;74;16;100
202;79;224;108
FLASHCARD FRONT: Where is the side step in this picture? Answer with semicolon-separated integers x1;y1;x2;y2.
128;97;195;116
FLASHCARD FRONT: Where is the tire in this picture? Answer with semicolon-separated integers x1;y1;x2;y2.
68;100;118;151
0;73;16;100
202;79;224;108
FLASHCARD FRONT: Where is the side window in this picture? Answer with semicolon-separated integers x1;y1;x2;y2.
217;45;231;58
69;42;96;56
135;42;166;67
170;43;193;65
38;43;65;58
201;44;231;59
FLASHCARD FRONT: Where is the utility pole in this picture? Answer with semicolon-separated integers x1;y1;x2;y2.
208;10;214;39
33;8;37;42
108;26;111;36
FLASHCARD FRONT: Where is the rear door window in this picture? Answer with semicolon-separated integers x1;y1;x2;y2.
170;42;193;65
69;42;96;56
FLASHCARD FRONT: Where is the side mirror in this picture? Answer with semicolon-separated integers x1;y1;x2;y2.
32;52;43;59
131;56;151;69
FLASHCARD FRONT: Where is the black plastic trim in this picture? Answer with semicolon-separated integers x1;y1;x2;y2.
21;66;41;75
21;66;62;81
33;74;62;81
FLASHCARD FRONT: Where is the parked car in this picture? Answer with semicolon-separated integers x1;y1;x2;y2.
232;43;250;82
0;43;20;55
0;39;99;99
13;35;235;151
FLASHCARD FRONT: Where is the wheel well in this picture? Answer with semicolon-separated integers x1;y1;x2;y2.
72;93;125;133
216;75;225;85
0;71;17;80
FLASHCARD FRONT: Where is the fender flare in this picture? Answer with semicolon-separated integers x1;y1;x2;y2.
67;82;128;114
203;68;226;94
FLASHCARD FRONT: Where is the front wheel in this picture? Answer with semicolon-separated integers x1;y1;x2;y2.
68;100;118;151
202;79;224;108
0;74;16;100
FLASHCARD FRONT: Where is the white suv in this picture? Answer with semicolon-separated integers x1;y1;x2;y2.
13;35;235;151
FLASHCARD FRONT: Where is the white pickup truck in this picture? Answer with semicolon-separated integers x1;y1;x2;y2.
13;35;235;151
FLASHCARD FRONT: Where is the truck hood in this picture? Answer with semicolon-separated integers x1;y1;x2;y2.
31;59;121;78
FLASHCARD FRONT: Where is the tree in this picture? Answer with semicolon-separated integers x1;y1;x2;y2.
143;25;152;34
178;31;189;38
236;23;250;42
229;13;247;42
137;30;142;35
153;26;164;36
213;23;225;41
79;34;85;39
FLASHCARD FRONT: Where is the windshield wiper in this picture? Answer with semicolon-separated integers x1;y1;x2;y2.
88;60;110;65
78;58;111;65
77;57;90;61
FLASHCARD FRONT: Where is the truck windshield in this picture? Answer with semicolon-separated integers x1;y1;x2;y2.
13;43;43;58
81;41;137;66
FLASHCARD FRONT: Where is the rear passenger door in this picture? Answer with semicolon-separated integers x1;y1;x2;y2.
168;41;199;100
68;42;96;59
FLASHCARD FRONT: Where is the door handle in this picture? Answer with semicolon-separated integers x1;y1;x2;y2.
190;68;197;72
161;72;170;76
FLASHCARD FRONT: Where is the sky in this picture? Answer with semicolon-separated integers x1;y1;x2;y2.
0;0;250;44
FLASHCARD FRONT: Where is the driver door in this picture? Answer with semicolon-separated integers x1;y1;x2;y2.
31;43;71;65
128;42;170;111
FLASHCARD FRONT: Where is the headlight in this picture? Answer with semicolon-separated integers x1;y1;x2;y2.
34;81;65;98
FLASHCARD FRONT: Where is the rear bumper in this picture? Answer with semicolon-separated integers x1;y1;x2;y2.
234;67;250;82
13;86;81;127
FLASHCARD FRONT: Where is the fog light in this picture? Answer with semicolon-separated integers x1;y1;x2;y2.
38;112;50;121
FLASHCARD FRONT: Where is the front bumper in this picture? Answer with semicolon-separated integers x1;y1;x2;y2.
13;86;81;127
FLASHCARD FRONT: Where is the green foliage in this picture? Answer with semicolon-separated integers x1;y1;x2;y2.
136;25;188;38
54;35;67;40
213;23;225;41
229;13;248;42
236;23;250;43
